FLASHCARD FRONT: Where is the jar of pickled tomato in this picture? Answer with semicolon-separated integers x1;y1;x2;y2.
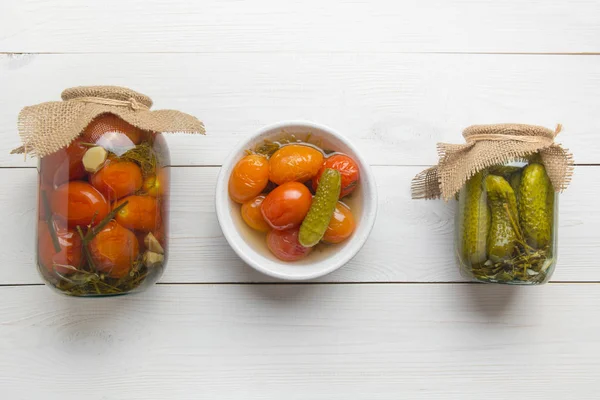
37;114;171;296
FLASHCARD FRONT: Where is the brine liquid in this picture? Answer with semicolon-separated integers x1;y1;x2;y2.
233;184;363;263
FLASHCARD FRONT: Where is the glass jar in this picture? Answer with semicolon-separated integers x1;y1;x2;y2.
456;159;557;285
37;113;170;296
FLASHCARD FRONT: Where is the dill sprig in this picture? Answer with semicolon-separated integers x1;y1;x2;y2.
120;141;158;177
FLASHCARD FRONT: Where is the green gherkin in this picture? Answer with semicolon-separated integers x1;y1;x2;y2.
487;165;521;180
461;172;490;266
510;171;522;204
299;168;341;247
519;163;553;248
485;175;519;262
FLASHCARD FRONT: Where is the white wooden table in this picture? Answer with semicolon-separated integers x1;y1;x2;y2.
1;1;599;398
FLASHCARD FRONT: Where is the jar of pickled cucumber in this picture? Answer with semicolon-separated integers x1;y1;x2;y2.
456;161;557;284
412;124;573;286
13;86;204;296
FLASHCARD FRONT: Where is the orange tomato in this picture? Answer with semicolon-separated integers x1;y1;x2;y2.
40;138;88;187
228;155;269;204
269;145;324;185
241;195;270;232
267;228;313;261
261;182;312;230
89;221;139;278
80;113;144;145
142;168;169;197
52;181;110;228
90;160;143;201
38;222;83;275
135;213;167;251
312;154;360;198
115;195;158;232
323;202;356;244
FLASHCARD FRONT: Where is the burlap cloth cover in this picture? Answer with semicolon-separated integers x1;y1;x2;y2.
12;86;205;157
412;124;574;201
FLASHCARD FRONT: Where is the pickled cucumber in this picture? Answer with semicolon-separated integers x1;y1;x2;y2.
461;172;490;266
510;171;522;204
519;163;552;248
488;165;521;180
299;168;341;247
485;175;519;262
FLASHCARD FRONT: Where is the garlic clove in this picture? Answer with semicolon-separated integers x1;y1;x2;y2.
82;146;108;173
144;232;164;254
143;251;164;268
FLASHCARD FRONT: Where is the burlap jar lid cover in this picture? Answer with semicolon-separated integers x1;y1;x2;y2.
12;85;205;158
412;123;574;201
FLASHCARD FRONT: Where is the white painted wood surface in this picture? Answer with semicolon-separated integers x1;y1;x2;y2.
1;284;599;399
2;0;600;53
1;53;598;167
1;1;599;398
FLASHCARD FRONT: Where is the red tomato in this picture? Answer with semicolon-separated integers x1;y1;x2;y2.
40;139;88;187
90;160;143;201
241;195;270;232
52;181;110;228
89;221;140;278
114;195;158;232
229;155;270;204
261;182;312;230
312;154;360;198
267;228;313;261
269;145;324;185
323;202;356;244
80;113;144;145
38;222;83;275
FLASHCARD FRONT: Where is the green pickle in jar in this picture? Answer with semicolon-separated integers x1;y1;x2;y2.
456;160;557;285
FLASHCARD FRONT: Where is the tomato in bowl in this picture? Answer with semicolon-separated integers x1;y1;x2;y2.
215;121;377;281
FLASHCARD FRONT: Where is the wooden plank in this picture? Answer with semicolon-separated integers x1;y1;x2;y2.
1;53;597;167
1;0;600;53
0;283;598;399
0;165;596;285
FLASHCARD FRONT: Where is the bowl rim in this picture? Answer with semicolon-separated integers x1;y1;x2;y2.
215;120;378;280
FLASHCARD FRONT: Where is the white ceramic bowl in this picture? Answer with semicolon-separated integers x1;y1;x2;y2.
215;121;377;280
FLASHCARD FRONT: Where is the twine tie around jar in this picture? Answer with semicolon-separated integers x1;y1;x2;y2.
70;97;151;111
464;124;561;146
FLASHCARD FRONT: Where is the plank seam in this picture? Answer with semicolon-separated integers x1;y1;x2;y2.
3;51;600;56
